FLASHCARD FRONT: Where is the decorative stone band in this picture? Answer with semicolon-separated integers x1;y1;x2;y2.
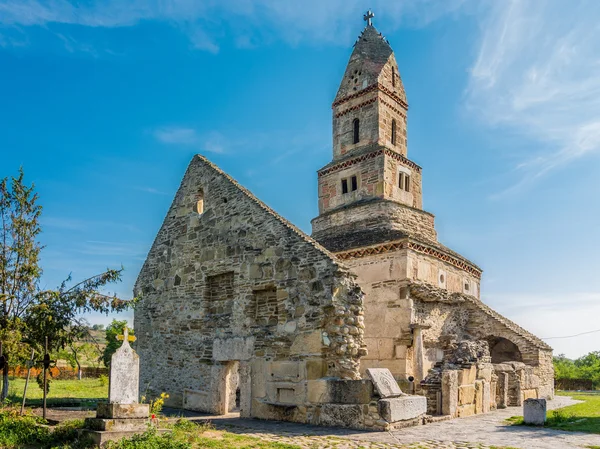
334;238;482;279
318;148;421;178
334;97;378;118
333;82;409;110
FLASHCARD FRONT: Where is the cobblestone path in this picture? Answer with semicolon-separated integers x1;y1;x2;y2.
166;395;599;449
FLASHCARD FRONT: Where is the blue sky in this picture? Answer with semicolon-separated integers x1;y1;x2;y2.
1;0;599;358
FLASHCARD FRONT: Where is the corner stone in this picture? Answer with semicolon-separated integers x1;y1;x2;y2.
378;396;427;422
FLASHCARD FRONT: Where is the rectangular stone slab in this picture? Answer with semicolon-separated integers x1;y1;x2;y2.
378;395;427;422
523;398;546;425
366;368;403;398
96;403;149;419
84;417;148;432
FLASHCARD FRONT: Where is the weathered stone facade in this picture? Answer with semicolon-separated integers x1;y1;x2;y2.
134;156;415;429
135;18;553;429
310;21;554;415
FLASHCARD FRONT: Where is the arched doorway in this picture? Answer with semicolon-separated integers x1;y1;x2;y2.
488;337;522;363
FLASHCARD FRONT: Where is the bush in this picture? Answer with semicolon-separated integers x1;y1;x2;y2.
105;428;191;449
99;374;108;387
0;409;49;448
0;411;93;449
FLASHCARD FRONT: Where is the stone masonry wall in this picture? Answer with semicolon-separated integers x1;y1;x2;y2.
134;156;366;418
317;151;385;214
312;200;437;247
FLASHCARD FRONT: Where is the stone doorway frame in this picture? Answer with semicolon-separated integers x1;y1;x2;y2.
213;360;251;416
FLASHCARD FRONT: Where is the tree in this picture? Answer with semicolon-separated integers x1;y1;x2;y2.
102;319;133;368
574;351;600;385
0;169;42;400
553;354;577;380
0;169;133;400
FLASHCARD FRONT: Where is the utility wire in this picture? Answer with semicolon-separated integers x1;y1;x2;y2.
541;328;600;340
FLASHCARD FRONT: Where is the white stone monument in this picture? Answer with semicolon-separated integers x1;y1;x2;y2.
83;327;151;447
109;328;140;404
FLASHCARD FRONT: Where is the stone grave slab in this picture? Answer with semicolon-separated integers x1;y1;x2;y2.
366;368;403;398
109;330;139;404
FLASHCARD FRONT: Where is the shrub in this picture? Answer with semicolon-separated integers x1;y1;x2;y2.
105;428;191;449
99;374;109;387
0;409;49;448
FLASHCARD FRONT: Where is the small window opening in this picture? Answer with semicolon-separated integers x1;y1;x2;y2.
341;179;348;194
194;189;204;215
440;274;445;283
404;175;410;192
391;119;397;145
398;172;404;189
351;176;358;191
392;67;396;87
352;118;360;144
464;282;470;291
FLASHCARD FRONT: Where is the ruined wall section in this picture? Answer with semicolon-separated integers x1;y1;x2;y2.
409;283;554;403
134;155;366;413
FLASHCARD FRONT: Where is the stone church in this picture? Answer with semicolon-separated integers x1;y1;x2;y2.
134;17;553;429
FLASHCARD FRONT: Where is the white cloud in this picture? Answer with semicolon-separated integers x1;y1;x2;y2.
484;291;600;358
467;0;600;194
0;0;470;52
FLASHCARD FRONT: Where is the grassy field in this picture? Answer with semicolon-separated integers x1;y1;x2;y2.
507;391;600;434
6;377;107;407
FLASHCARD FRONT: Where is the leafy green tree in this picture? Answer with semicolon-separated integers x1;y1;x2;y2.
0;169;42;400
102;319;134;367
574;351;600;385
553;354;578;380
0;169;133;400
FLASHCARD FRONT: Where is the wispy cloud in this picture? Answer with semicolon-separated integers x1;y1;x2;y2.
153;127;226;153
484;290;600;358
134;186;168;195
43;216;139;233
0;0;470;52
466;0;600;196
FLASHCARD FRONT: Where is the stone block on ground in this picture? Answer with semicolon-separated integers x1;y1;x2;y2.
84;417;148;432
96;403;149;419
441;370;458;416
366;368;403;397
523;398;546;425
378;395;427;422
81;429;169;448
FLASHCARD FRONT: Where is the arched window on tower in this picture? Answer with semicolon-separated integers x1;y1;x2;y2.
391;119;397;145
353;118;360;144
392;67;396;87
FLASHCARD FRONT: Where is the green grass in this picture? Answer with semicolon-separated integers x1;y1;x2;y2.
507;392;600;434
6;377;107;407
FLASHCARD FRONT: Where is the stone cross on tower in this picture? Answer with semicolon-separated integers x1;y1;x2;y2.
109;327;139;404
363;10;375;26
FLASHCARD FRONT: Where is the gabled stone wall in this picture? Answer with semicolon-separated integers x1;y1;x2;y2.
134;156;366;419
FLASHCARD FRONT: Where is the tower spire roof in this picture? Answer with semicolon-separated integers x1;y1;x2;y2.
334;14;404;103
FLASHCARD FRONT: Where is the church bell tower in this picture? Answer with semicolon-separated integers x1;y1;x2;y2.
312;12;437;250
